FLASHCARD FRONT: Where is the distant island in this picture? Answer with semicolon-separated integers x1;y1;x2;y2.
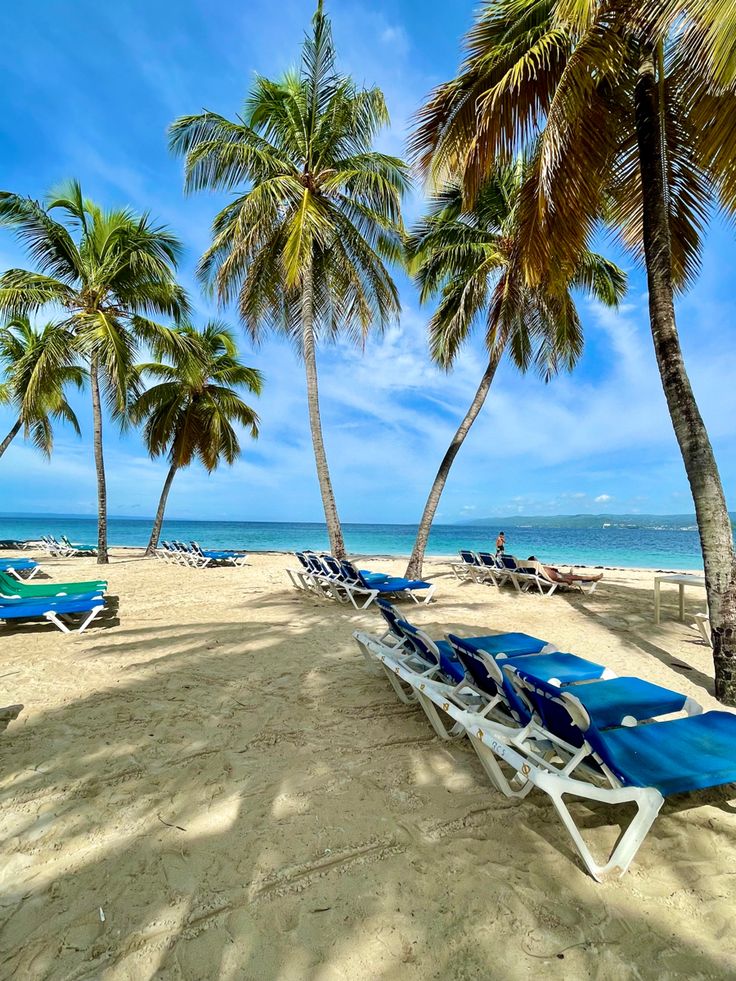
461;512;736;529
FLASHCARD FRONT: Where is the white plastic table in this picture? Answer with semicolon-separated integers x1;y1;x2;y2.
653;573;706;624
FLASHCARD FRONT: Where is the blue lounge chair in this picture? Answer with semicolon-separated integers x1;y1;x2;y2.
338;560;434;608
374;599;555;658
0;593;106;633
354;614;716;878
190;542;248;567
483;661;714;878
0;558;40;580
448;550;484;582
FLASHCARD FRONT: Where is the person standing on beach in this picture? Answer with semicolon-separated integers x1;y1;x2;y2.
495;531;505;555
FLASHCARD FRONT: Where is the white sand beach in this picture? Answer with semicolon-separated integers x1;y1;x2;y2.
1;553;734;980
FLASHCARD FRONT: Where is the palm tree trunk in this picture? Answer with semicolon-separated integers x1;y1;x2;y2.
146;462;178;556
90;354;109;565
302;263;346;559
635;51;736;703
0;418;22;459
405;351;502;580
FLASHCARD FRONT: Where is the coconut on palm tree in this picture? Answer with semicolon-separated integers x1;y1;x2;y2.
404;161;626;580
0;316;85;459
411;0;736;703
130;322;262;555
0;181;188;563
169;0;408;559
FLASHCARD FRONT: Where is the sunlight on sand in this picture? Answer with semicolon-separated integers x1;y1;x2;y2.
0;550;733;979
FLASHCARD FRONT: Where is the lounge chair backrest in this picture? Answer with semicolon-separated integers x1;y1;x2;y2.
375;599;404;640
314;555;335;577
504;664;587;748
395;619;442;670
340;560;366;587
447;634;531;722
304;553;325;574
321;555;343;577
459;550;479;565
499;554;518;570
477;552;498;568
295;552;311;570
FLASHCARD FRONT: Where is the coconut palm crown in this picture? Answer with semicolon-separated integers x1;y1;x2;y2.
130;322;262;554
0;180;189;561
410;0;736;700
403;159;626;579
0;315;85;459
169;0;409;558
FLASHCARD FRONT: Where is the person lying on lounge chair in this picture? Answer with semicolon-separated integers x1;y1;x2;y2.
527;557;603;585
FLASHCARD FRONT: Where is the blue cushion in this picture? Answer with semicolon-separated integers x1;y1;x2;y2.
437;648;466;684
592;712;736;796
509;652;606;683
374;578;430;592
360;570;392;583
455;632;551;657
0;596;104;618
569;677;687;729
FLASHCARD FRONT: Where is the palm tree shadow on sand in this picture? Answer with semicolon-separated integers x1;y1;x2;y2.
1;596;735;978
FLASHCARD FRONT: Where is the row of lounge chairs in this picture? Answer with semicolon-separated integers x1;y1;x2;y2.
154;540;248;567
354;601;736;880
449;550;601;596
39;535;97;557
0;563;109;633
287;551;435;609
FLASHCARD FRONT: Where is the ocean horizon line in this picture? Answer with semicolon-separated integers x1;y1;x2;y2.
0;511;716;571
0;509;724;526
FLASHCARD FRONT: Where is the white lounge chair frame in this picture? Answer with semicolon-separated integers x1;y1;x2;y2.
4;564;41;581
354;630;704;881
1;602;105;634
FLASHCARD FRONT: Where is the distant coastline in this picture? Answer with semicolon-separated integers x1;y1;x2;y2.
1;510;732;527
0;512;721;571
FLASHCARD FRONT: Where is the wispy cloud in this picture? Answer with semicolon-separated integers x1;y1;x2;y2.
0;0;734;521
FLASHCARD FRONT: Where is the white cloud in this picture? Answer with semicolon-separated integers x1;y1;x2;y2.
2;0;736;523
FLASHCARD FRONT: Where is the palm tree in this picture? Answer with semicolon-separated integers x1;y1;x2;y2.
0;316;85;459
130;322;262;555
411;0;736;703
404;162;626;579
169;0;408;559
0;181;188;563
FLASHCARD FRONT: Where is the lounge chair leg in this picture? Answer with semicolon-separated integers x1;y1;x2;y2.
45;612;71;634
415;691;465;739
384;665;419;704
466;730;535;798
533;772;664;880
77;607;102;634
353;632;385;672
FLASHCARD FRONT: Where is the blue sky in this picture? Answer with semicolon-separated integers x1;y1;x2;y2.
0;0;734;523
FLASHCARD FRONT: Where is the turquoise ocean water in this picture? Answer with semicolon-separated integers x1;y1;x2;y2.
0;513;730;570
